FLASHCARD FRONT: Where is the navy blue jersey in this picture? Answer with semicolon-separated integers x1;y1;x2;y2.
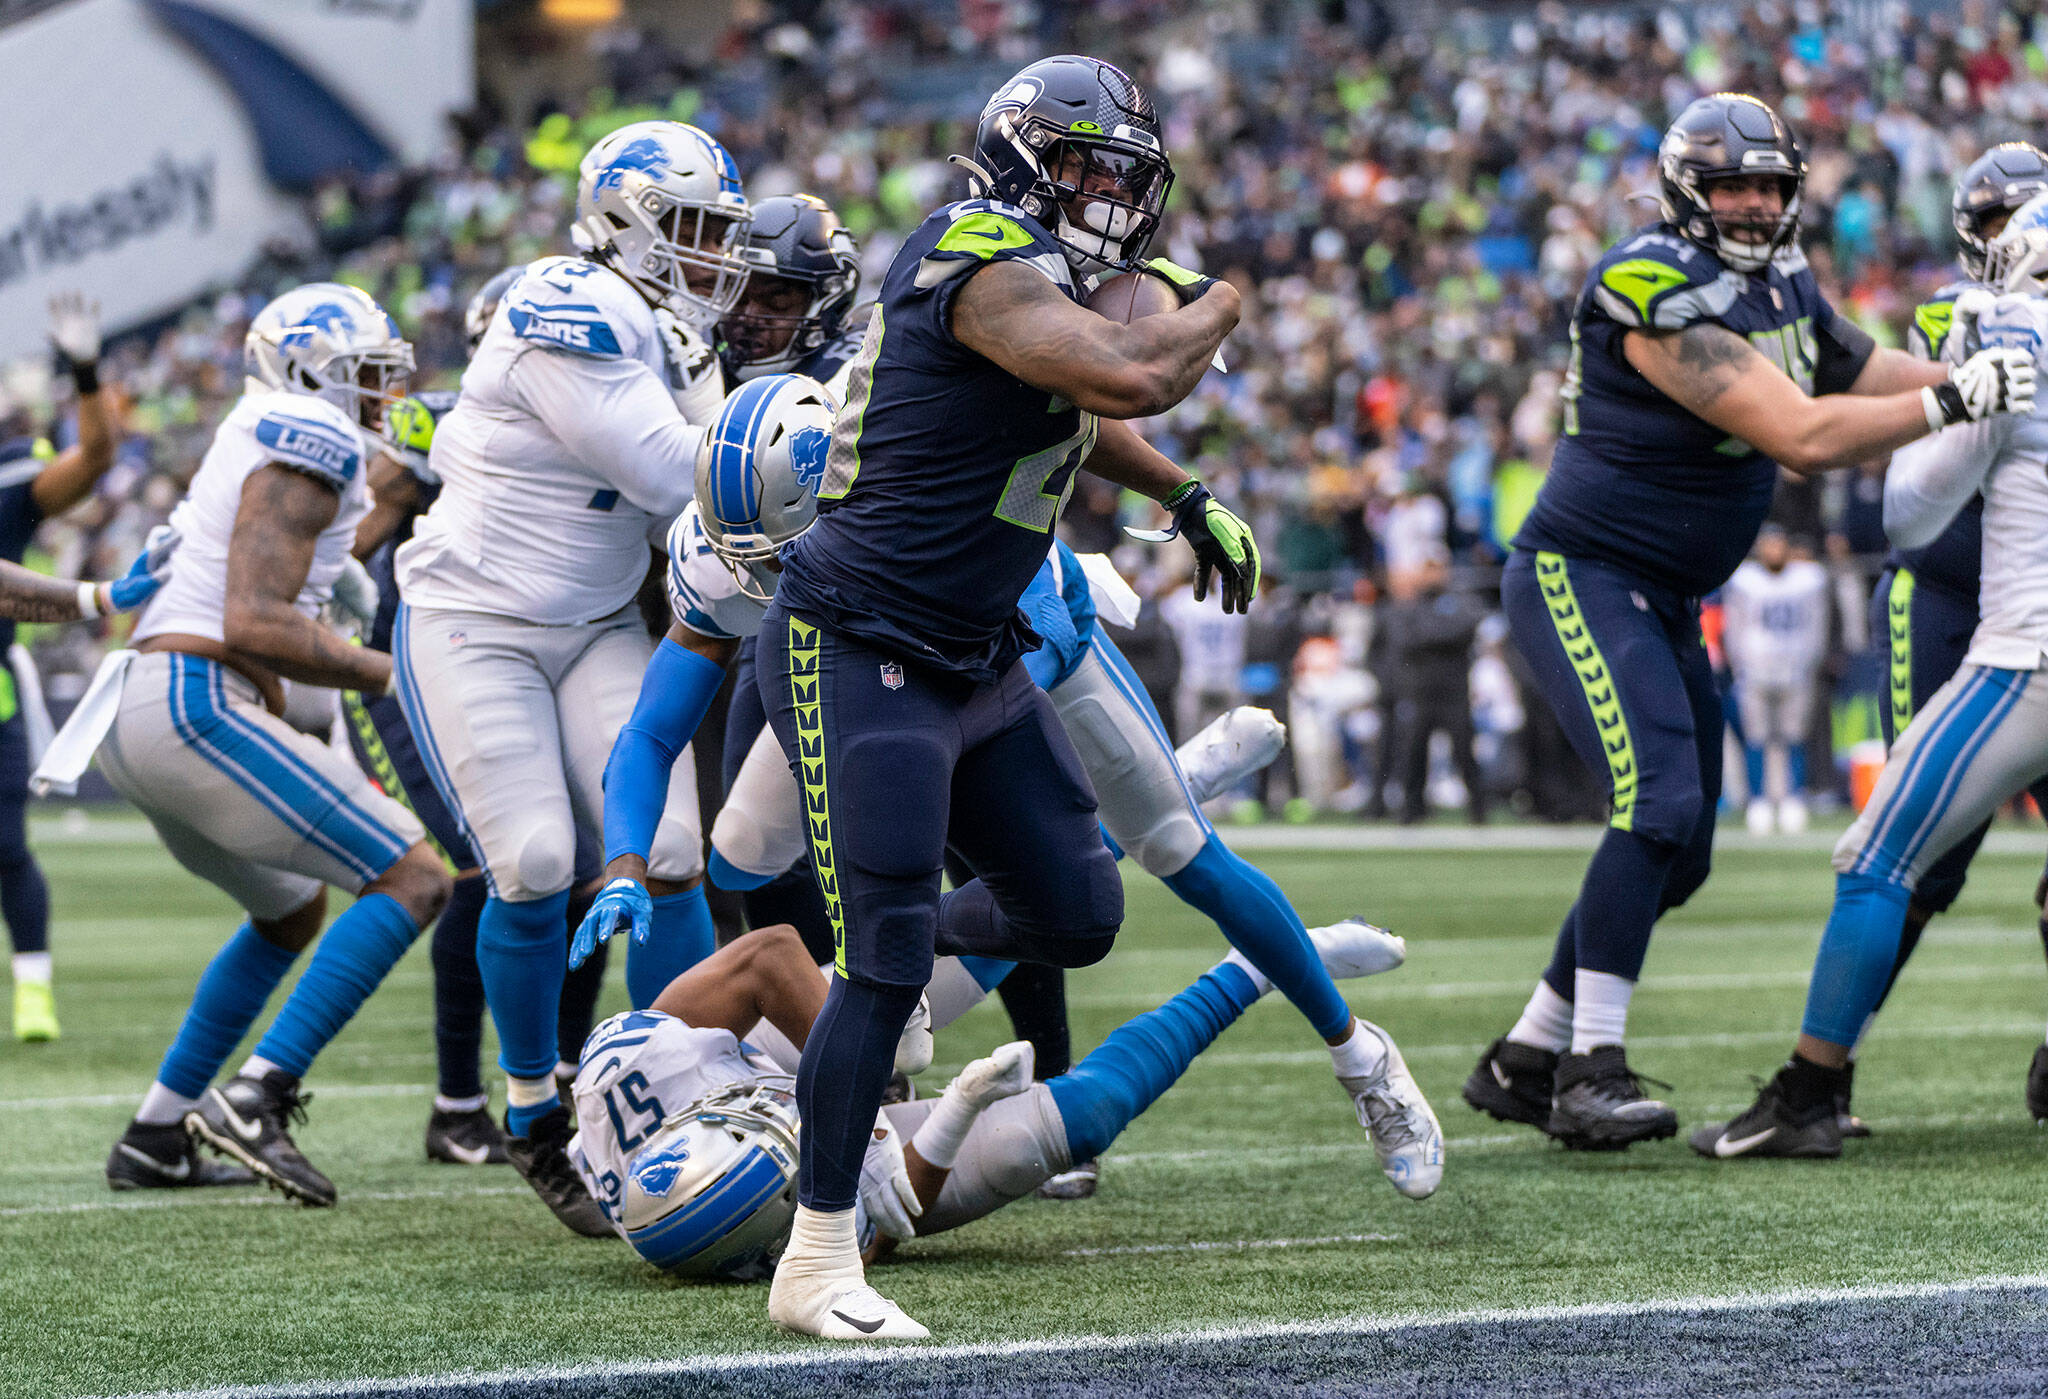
799;311;869;391
364;392;456;652
0;438;47;652
774;201;1099;680
1885;282;1981;598
1516;224;1871;597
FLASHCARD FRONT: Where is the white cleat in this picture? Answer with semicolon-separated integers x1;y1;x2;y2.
1777;795;1808;834
1178;706;1287;804
950;1041;1035;1110
1338;1021;1444;1201
894;993;933;1077
1309;918;1406;980
770;1279;929;1340
1745;798;1774;836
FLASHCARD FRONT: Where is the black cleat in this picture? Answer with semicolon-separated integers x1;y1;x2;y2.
1835;1061;1871;1139
1690;1068;1843;1160
1462;1037;1559;1134
880;1071;917;1107
186;1072;336;1206
1551;1045;1678;1151
2028;1044;2048;1125
1036;1157;1100;1200
505;1104;612;1237
106;1120;257;1191
425;1106;509;1166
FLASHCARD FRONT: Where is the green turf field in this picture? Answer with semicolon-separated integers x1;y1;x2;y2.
5;817;2048;1398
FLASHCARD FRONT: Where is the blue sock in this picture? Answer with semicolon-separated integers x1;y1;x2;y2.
1788;745;1808;793
1163;838;1351;1038
478;890;571;1136
1800;872;1913;1048
156;923;300;1098
796;975;922;1210
1048;962;1259;1161
253;894;420;1079
1572;827;1681;981
430;875;489;1103
627;885;716;1009
1744;743;1765;798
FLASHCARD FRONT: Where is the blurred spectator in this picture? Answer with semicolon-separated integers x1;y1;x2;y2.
1381;545;1488;824
1723;526;1833;834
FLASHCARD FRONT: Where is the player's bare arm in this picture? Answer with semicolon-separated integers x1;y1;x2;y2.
352;451;421;559
1843;345;1951;396
952;259;1238;419
0;561;119;622
222;464;391;693
649;924;826;1053
30;293;118;517
1081;417;1188;499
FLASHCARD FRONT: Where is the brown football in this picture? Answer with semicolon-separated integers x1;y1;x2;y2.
1085;270;1179;324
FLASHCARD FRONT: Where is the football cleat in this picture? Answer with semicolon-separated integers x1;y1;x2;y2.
1309;918;1407;980
1462;1037;1559;1134
505;1104;612;1237
186;1072;337;1206
1177;706;1287;805
894;993;933;1077
425;1106;509;1166
12;979;57;1042
1035;1157;1100;1200
2028;1044;2048;1124
1745;799;1774;836
1550;1046;1678;1151
1689;1069;1843;1160
880;1071;918;1107
770;1278;929;1340
1339;1021;1444;1199
1776;795;1808;834
105;1121;257;1191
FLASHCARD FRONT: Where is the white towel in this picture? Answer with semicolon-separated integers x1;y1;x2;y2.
30;649;134;797
1078;551;1142;630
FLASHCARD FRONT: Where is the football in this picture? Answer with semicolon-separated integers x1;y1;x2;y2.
1085;269;1180;323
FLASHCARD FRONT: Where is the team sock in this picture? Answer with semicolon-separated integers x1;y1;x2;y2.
557;882;607;1065
0;843;49;956
1572;827;1681;982
1570;968;1634;1054
1327;1018;1387;1080
477;889;573;1137
430;874;488;1104
135;1082;198;1127
11;951;51;986
1047;961;1260;1162
433;1092;488;1115
994;960;1072;1079
796;975;922;1211
1743;744;1766;802
1779;1052;1850;1115
625;885;716;1010
1163;837;1352;1039
1799;872;1913;1049
250;894;420;1080
1506;978;1574;1053
153;922;300;1101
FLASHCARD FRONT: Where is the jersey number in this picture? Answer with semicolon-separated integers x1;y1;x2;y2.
994;415;1099;533
602;1069;666;1153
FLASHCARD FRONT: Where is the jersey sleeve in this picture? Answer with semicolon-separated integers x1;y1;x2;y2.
506;347;704;518
251;401;365;491
503;257;653;362
1807;287;1877;395
663;507;758;640
1907;298;1955;362
906;202;1076;347
1585;238;1738;332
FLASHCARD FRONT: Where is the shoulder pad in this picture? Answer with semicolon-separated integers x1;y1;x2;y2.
1975;291;2048;351
1770;243;1811;276
1590;233;1736;331
915;202;1074;293
505;256;651;360
663;505;746;639
250;396;363;488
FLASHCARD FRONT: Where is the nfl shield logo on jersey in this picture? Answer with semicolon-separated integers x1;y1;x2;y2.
880;662;904;691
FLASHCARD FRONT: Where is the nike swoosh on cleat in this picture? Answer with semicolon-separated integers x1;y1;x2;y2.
1491;1064;1513;1090
831;1310;886;1335
119;1144;188;1180
214;1098;267;1142
1714;1127;1776;1157
441;1140;492;1166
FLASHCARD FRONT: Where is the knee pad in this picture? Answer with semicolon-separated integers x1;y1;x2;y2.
1659;849;1712;912
505;825;574;902
1123;809;1208;880
969;1091;1069;1201
1627;782;1709;850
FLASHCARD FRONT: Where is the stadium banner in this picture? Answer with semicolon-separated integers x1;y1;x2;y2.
0;0;474;361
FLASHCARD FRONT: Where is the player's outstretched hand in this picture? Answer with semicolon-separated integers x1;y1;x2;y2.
105;525;180;613
858;1116;922;1241
570;877;653;970
1930;346;2036;428
1128;481;1261;613
47;291;101;367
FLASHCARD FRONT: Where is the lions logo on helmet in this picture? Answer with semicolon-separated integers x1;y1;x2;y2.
572;121;753;328
618;1082;800;1278
245;283;414;430
693;373;838;602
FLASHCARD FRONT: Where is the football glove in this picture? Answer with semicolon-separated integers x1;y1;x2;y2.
329;555;380;631
1925;345;2037;430
1140;257;1221;307
1127;481;1261;614
47;291;101;367
105;525;180;613
858;1116;922;1242
569;876;653;971
655;309;723;424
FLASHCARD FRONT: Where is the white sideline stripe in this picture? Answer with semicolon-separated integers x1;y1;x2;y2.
0;1083;429;1111
94;1272;2048;1399
1065;1232;1399;1256
1210;822;2048;854
0;1186;529;1219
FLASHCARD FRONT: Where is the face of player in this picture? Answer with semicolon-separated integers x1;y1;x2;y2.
355;361;407;432
721;273;812;362
663;208;742;298
1050;143;1160;237
1704;174;1789;252
1756;531;1790;570
1979;208;2015;246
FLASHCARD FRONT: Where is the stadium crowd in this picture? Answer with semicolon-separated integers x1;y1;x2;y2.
5;0;2038;820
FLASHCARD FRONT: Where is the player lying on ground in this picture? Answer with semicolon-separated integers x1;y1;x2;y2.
566;915;1412;1297
1695;201;2048;1160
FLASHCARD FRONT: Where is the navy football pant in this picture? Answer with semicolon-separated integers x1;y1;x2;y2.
723;634;836;965
0;711;48;956
1503;550;1720;992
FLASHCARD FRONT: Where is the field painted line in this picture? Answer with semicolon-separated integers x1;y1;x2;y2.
94;1271;2048;1398
0;1083;430;1112
0;1185;530;1219
1216;823;2048;854
1064;1232;1400;1257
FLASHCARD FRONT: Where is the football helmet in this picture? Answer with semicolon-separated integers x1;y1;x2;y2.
1954;143;2048;283
464;264;526;353
1656;93;1806;273
694;373;836;602
718;194;860;381
619;1080;800;1278
957;54;1174;275
1983;190;2048;295
572;121;753;328
244;283;413;430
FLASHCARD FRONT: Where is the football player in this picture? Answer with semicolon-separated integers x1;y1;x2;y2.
1696;198;2048;1158
391;122;741;1235
90;284;452;1201
1843;142;2048;1132
1461;93;2033;1152
1721;525;1830;835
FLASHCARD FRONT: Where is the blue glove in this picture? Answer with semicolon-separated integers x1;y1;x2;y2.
569;876;653;971
106;525;180;613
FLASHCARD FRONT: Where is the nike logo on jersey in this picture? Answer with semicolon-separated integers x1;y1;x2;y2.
119;1144;189;1179
1712;1126;1775;1157
831;1310;886;1334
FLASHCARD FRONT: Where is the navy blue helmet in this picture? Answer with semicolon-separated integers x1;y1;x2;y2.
1656;93;1806;273
717;194;860;380
1953;142;2048;283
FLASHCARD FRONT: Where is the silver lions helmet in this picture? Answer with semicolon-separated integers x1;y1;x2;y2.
694;373;837;602
244;283;414;430
1984;190;2048;296
619;1080;800;1278
573;121;753;328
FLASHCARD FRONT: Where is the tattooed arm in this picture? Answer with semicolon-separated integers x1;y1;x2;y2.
0;562;111;622
1624;324;1944;476
223;464;391;692
952;261;1238;419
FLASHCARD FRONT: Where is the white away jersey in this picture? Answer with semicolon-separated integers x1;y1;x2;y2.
664;500;769;641
1721;560;1830;688
567;1009;775;1231
395;256;720;625
134;389;370;645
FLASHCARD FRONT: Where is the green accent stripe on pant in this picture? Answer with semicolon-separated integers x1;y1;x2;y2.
342;690;454;872
1887;568;1916;746
788;617;848;975
1534;551;1637;831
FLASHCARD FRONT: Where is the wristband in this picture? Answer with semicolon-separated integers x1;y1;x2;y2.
69;359;99;397
77;581;102;619
1923;382;1965;431
1160;479;1202;511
